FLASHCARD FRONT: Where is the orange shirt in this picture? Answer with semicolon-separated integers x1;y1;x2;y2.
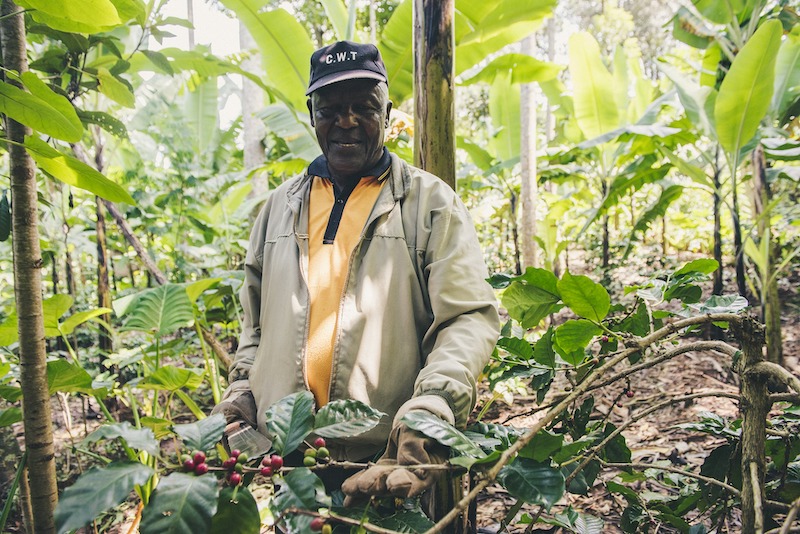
306;174;386;406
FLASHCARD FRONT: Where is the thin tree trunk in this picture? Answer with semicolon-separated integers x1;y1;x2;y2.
95;197;113;353
731;172;748;298
602;181;610;269
752;145;782;365
413;0;455;189
186;0;195;49
520;35;538;271
712;160;723;295
1;2;58;531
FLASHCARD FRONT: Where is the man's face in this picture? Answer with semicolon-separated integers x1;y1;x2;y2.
308;79;392;181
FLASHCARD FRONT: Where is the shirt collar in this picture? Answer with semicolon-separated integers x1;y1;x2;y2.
308;147;391;182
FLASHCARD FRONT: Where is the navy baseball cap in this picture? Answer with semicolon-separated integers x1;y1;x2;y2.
306;40;388;95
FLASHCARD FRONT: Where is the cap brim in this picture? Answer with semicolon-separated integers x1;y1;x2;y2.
306;70;387;95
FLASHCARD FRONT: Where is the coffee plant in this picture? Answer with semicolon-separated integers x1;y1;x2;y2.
22;259;800;533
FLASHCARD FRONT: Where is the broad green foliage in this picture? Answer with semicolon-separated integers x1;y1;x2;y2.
715;19;782;162
140;473;219;534
568;32;620;140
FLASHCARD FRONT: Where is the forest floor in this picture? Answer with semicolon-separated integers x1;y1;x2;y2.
2;257;798;533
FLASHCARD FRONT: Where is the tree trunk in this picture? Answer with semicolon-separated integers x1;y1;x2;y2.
1;2;58;531
239;21;267;196
520;34;538;270
413;0;455;189
602;181;610;269
91;133;113;354
731;173;748;299
736;317;768;534
712;160;723;296
752;145;782;365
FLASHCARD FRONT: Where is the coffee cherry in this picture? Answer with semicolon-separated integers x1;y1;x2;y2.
316;447;330;459
234;463;244;473
183;458;195;471
601;335;609;343
230;449;241;458
195;463;209;475
261;456;271;466
313;437;326;448
270;455;284;470
237;452;249;464
260;466;272;477
192;451;206;465
304;456;317;467
310;518;325;531
626;389;635;398
222;457;237;470
304;448;317;459
229;472;242;486
322;524;332;534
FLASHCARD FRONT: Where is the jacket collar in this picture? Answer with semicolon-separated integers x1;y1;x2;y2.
285;150;411;216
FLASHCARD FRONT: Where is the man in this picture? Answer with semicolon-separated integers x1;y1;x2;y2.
213;40;499;504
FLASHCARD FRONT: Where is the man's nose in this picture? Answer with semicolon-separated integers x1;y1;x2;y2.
336;107;357;128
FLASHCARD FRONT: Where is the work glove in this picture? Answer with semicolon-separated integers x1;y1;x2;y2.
342;411;448;506
210;382;258;428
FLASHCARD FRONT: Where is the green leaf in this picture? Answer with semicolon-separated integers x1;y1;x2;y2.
771;32;800;120
0;407;22;427
42;294;73;337
184;77;219;154
501;268;561;328
520;430;564;462
24;137;135;204
370;509;435;532
624;185;684;258
318;0;348;40
258;103;320;162
401;411;486;458
60;307;112;336
174;413;226;452
83;422;158;455
47;360;95;395
138;367;204;392
674;259;719;277
0;81;82;142
271;468;329;533
77;110;128;139
497;457;565;510
533;327;556;368
497;337;534;360
554;320;601;355
140;473;219;534
210;486;260;534
96;67;135;108
140;416;173;439
313;399;385;438
715;20;782;160
15;0;122;28
687;295;749;314
217;1;314;111
0;191;9;241
568;32;620;139
489;71;521;161
18;72;83;140
0;385;22;402
139;50;175;75
557;271;610;322
54;461;153;534
461;53;562;86
119;284;194;336
265;391;315;456
184;278;221;304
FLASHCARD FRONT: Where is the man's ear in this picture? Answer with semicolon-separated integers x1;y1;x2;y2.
385;101;393;126
307;98;315;126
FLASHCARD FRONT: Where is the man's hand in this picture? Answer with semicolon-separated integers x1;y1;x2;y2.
342;413;448;505
210;387;258;428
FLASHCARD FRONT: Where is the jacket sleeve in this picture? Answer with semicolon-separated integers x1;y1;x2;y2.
395;193;499;429
219;202;270;403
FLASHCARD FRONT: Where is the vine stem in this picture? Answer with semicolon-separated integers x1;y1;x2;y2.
773;496;800;534
423;313;744;534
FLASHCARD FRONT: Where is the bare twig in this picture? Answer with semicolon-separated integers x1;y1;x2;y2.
280;506;398;534
751;461;764;533
777;496;800;534
745;362;800;395
602;461;740;496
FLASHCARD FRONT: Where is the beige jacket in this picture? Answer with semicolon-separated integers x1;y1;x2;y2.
223;153;499;460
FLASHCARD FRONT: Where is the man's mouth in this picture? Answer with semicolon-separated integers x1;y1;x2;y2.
332;140;361;148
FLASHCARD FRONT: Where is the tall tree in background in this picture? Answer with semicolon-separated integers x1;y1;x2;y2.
1;1;58;532
520;34;539;269
413;0;455;188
